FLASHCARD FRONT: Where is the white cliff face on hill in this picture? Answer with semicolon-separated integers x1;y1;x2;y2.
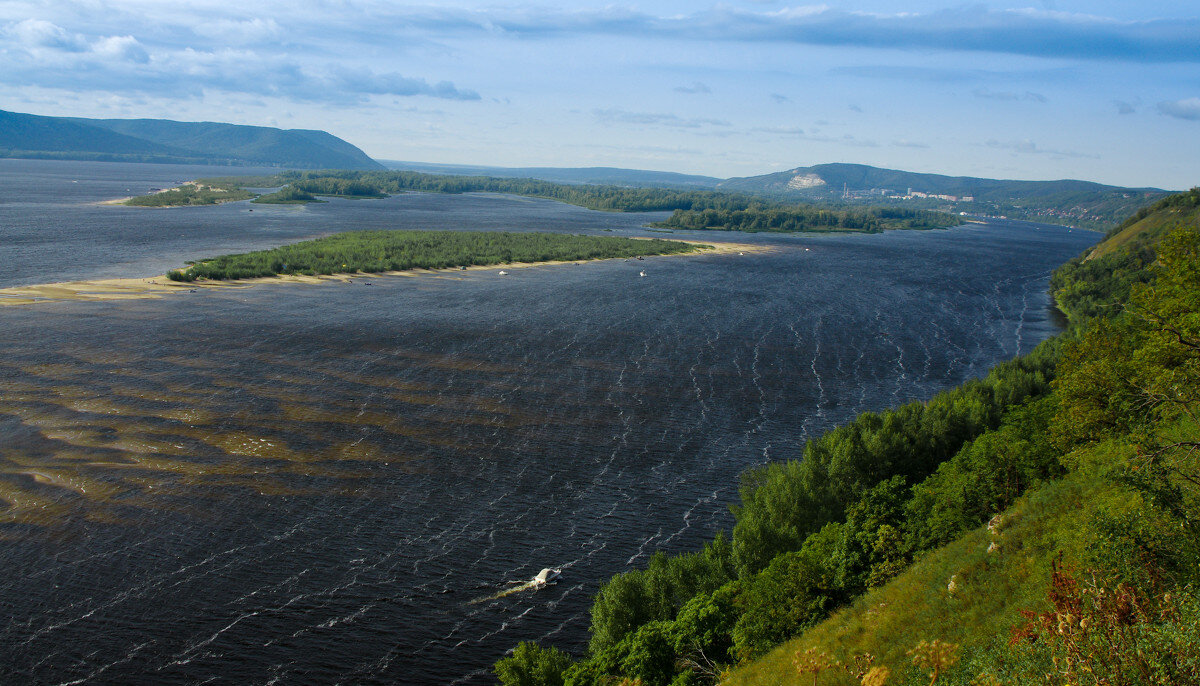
786;172;827;190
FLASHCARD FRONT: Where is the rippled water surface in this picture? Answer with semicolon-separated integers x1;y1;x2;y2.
0;160;1097;684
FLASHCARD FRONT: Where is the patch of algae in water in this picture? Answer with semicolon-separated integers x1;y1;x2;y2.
0;340;580;529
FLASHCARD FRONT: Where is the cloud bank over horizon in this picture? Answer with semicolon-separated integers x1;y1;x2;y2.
0;1;1196;188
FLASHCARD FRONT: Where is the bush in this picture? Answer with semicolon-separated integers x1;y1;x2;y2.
494;642;572;686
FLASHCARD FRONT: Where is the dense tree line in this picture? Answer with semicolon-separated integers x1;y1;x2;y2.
651;206;959;233
269;169;759;212
166;230;699;281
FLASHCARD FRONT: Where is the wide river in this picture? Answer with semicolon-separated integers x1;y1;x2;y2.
0;160;1096;684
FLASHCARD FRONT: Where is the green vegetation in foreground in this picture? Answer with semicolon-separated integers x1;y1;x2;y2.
166;230;702;281
493;191;1200;685
123;183;254;207
124;169;961;234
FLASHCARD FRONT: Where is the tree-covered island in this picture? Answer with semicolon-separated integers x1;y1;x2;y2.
166;230;706;282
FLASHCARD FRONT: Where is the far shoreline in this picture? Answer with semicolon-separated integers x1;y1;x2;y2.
0;239;770;307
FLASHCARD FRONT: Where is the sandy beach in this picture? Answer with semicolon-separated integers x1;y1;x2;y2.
0;239;770;307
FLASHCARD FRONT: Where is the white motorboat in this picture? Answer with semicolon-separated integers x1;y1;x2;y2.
532;568;561;585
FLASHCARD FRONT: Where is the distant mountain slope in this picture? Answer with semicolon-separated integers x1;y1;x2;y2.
719;162;1162;199
0;109;187;159
0;109;383;170
380;160;723;189
79;118;383;170
720;162;1170;230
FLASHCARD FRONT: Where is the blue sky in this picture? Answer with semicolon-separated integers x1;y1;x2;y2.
1;1;1197;189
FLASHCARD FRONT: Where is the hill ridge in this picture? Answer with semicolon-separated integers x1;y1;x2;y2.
0;109;383;170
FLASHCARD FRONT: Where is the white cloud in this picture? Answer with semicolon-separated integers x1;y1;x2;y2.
92;35;149;63
3;18;86;51
1157;97;1200;121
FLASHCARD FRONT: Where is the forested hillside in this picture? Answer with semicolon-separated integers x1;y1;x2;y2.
492;190;1200;685
0;109;382;169
1051;188;1200;324
719;163;1168;231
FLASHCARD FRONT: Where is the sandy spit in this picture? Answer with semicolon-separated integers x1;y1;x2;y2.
0;240;770;307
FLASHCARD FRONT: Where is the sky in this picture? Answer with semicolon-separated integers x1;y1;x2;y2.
0;1;1197;189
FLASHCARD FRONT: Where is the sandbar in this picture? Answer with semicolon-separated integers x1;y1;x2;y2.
0;239;770;307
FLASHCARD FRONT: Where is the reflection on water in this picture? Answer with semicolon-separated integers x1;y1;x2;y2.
0;160;1098;684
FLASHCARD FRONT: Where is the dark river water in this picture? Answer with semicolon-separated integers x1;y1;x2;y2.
0;160;1097;684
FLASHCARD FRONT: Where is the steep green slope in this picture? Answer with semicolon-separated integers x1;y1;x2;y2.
724;469;1118;685
1051;187;1200;324
722;198;1200;686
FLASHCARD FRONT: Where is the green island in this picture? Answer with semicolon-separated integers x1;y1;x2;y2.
493;190;1200;685
650;206;959;233
122;183;255;207
124;169;960;233
165;230;704;282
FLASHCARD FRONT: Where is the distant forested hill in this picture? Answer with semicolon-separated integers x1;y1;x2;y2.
719;162;1170;230
0;109;383;170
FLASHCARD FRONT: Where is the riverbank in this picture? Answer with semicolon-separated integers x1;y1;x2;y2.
0;239;767;306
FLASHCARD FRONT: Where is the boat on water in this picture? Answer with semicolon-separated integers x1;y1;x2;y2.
639;270;646;277
498;270;508;276
533;568;561;585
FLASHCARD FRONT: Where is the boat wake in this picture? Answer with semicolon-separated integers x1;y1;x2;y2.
469;568;561;604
